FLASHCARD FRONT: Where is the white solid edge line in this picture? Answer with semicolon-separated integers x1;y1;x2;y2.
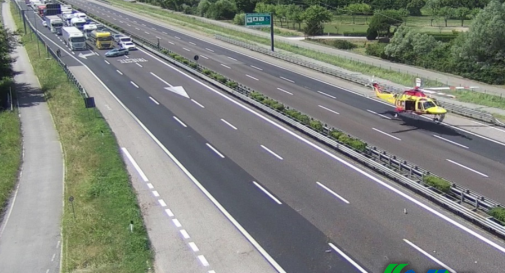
121;147;149;182
446;159;488;177
31;31;286;272
150;72;173;87
221;119;238;130
276;88;293;95
149;97;160;105
318;105;339;115
372;128;401;141
206;143;225;158
173;116;187;127
403;239;457;273
260;145;283;160
134;44;505;263
317;91;336;99
316;182;349;204
366;109;391;120
328;243;368;273
252;181;282;205
472;120;505;133
433;135;469;149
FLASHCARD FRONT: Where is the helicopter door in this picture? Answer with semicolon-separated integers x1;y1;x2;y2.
416;100;425;112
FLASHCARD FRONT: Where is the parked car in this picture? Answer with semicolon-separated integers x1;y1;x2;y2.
105;47;129;57
120;41;136;51
112;34;124;43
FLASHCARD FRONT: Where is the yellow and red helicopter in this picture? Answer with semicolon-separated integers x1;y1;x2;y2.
371;78;464;123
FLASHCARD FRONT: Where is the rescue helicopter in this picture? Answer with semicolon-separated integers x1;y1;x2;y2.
371;78;467;123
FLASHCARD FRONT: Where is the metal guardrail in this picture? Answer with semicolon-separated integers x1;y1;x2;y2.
13;0;89;98
214;35;504;127
69;7;505;238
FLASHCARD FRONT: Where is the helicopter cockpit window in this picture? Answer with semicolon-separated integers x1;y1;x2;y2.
423;101;436;109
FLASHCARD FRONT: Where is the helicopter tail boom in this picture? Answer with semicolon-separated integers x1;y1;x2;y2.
373;83;396;104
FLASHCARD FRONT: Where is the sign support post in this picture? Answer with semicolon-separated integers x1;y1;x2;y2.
245;13;274;52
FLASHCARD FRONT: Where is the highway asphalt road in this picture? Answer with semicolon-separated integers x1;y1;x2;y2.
64;0;505;205
25;7;505;273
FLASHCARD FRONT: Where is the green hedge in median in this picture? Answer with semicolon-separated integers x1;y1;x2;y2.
489;207;505;224
423;175;451;193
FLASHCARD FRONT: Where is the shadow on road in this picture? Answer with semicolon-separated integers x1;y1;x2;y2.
381;110;472;140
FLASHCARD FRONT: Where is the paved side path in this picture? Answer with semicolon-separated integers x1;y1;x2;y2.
0;2;63;273
132;1;505;97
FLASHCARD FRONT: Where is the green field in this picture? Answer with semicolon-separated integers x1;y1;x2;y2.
10;3;153;272
0;110;21;220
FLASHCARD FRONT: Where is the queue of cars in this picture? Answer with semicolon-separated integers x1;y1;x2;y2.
105;34;136;57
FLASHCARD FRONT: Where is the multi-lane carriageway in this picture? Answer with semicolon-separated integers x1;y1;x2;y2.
68;0;505;207
25;1;505;272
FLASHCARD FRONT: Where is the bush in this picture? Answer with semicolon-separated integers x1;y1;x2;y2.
489;207;505;223
330;129;343;140
365;43;387;58
202;69;212;76
309;120;323;131
250;91;264;101
233;13;245;25
284;109;301;120
333;40;357;50
160;49;169;54
226;81;238;89
423;175;451;193
366;27;378;40
189;63;198;69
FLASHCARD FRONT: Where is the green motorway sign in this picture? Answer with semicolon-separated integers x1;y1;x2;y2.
245;13;271;27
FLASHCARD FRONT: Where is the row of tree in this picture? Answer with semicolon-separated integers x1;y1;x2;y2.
368;0;505;84
0;25;15;109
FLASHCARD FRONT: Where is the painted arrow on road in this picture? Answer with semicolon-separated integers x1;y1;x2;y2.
164;86;189;98
78;51;98;59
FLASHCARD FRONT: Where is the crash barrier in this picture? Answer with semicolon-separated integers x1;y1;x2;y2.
214;35;504;127
12;0;89;98
72;6;505;238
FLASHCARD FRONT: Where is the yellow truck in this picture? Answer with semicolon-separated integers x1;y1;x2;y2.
90;30;113;49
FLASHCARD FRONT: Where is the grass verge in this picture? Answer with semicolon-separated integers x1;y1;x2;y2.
0;110;22;218
94;0;443;87
0;3;22;224
10;3;152;272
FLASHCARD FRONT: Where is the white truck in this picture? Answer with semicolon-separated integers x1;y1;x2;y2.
62;27;86;51
45;15;63;35
70;17;86;30
82;23;97;39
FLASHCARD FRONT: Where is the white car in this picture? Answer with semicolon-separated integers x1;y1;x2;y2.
42;21;47;27
120;41;136;51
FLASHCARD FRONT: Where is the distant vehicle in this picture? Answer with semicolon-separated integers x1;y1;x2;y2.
45;15;63;35
70;17;86;30
90;30;113;49
62;26;86;51
112;34;123;43
44;3;61;16
42;20;47;27
105;47;129;57
120;41;136;51
118;36;132;44
37;5;46;17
